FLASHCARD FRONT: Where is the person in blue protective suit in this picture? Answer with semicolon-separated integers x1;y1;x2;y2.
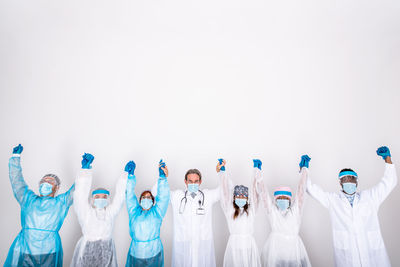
125;159;170;267
70;153;127;267
5;144;75;267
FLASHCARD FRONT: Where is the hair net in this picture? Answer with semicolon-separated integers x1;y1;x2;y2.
40;174;61;186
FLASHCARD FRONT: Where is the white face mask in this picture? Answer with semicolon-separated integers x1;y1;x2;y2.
235;198;247;208
187;183;200;193
93;198;109;209
342;183;357;195
276;199;290;211
39;182;53;196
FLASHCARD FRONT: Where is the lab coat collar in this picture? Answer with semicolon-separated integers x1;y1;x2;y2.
339;191;360;207
187;190;199;199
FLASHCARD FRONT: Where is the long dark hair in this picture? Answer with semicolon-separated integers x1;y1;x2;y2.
233;198;249;220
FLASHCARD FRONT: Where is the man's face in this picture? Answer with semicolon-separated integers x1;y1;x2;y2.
40;176;58;196
185;173;202;187
340;176;358;187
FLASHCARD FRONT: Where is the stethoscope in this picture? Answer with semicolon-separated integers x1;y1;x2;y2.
179;190;205;215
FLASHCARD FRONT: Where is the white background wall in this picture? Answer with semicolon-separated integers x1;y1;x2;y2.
1;0;400;265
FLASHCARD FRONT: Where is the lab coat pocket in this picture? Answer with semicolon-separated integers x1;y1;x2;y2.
333;230;349;250
367;231;383;250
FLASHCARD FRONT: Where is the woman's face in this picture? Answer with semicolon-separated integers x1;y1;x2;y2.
234;195;248;208
141;192;152;200
276;196;291;210
277;196;290;201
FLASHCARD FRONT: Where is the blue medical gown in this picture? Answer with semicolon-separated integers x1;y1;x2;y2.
5;156;74;267
125;175;170;267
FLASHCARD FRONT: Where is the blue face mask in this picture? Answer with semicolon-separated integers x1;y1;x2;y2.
276;199;290;211
93;198;109;209
342;183;357;195
140;198;153;210
187;183;199;193
39;182;53;196
235;198;247;208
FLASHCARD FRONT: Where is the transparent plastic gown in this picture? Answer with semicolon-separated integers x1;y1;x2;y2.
70;169;127;267
260;167;311;267
219;169;263;267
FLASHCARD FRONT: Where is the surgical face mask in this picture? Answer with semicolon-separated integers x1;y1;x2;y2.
342;182;357;195
93;198;109;209
276;199;290;211
235;198;247;208
39;182;53;196
140;198;153;210
187;183;199;193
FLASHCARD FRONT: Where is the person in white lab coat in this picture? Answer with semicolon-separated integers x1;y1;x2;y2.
169;166;220;267
306;146;397;267
70;154;128;267
260;155;312;267
217;159;262;267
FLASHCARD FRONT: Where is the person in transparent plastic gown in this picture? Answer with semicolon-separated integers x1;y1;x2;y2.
217;159;263;267
70;154;127;267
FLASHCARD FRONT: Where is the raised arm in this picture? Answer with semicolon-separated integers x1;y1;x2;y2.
252;160;272;213
293;155;312;212
73;153;95;218
306;175;330;208
8;145;34;206
366;147;397;208
154;160;170;217
217;159;233;212
73;169;92;218
107;173;128;218
250;160;265;213
293;167;308;212
155;177;170;217
125;161;139;216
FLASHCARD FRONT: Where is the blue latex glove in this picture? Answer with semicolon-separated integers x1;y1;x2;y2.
218;159;225;171
125;161;136;176
299;155;311;168
81;153;94;169
159;159;166;177
253;159;262;170
376;146;391;160
13;144;23;154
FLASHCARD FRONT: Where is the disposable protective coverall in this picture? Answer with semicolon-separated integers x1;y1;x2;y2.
125;175;170;267
5;155;74;267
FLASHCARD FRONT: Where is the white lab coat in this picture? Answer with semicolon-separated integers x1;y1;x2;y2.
170;183;220;267
306;163;397;267
219;169;262;267
260;167;311;267
71;169;127;267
